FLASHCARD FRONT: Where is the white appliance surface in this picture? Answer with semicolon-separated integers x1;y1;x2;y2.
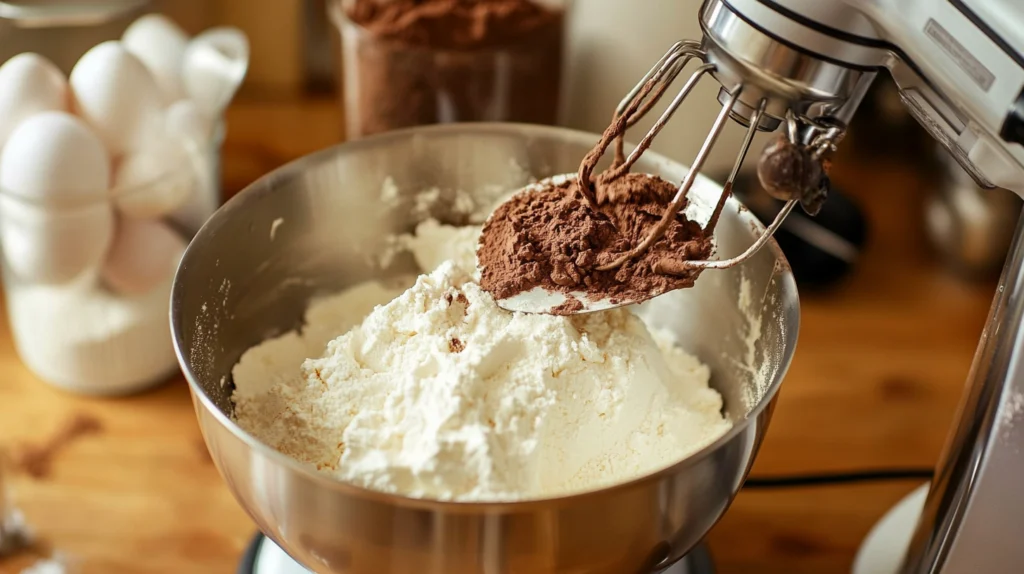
852;484;929;574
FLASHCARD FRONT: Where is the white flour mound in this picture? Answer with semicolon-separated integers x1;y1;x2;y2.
232;220;731;501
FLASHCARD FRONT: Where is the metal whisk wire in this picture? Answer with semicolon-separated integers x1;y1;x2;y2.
605;62;715;181
579;40;847;274
683;109;847;270
576;41;707;204
589;40;770;272
680;101;801;271
615;40;702;124
608;40;703;164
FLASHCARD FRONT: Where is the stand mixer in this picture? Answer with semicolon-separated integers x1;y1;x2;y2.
679;0;1024;572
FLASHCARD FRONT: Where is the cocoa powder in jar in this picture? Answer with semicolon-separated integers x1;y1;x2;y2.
341;0;565;137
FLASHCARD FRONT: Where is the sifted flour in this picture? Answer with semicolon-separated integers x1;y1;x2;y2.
232;220;731;501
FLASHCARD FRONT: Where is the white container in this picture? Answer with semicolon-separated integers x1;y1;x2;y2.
562;0;770;179
0;111;115;285
0;128;222;395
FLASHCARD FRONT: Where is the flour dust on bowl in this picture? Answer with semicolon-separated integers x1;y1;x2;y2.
170;123;799;574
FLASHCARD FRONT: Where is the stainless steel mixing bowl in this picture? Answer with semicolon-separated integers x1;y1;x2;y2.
171;123;799;574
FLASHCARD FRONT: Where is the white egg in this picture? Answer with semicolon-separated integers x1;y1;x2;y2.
70;41;166;155
164;99;212;145
0;198;115;285
0;53;69;147
0;112;115;284
113;134;194;219
101;218;186;295
122;14;189;102
0;111;110;198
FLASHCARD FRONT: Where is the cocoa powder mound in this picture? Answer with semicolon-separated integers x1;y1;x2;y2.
343;0;564;137
478;173;713;313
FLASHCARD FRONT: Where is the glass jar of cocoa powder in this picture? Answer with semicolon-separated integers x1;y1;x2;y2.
330;0;568;139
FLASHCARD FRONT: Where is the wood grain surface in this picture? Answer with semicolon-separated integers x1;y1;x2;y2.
0;99;1000;574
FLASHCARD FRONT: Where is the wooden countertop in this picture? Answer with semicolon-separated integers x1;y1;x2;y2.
0;99;1000;574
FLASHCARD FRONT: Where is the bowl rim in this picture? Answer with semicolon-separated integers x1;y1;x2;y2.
171;121;800;512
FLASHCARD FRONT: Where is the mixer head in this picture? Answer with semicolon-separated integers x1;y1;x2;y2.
699;0;875;130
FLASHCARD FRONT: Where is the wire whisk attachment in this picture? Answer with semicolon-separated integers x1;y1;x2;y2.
575;41;846;273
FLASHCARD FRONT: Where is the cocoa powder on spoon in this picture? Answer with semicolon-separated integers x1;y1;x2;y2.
477;173;712;314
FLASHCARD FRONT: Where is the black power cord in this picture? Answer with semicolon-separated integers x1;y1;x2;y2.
743;468;934;488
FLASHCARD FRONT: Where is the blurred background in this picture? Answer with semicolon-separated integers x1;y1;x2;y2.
0;0;1019;573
